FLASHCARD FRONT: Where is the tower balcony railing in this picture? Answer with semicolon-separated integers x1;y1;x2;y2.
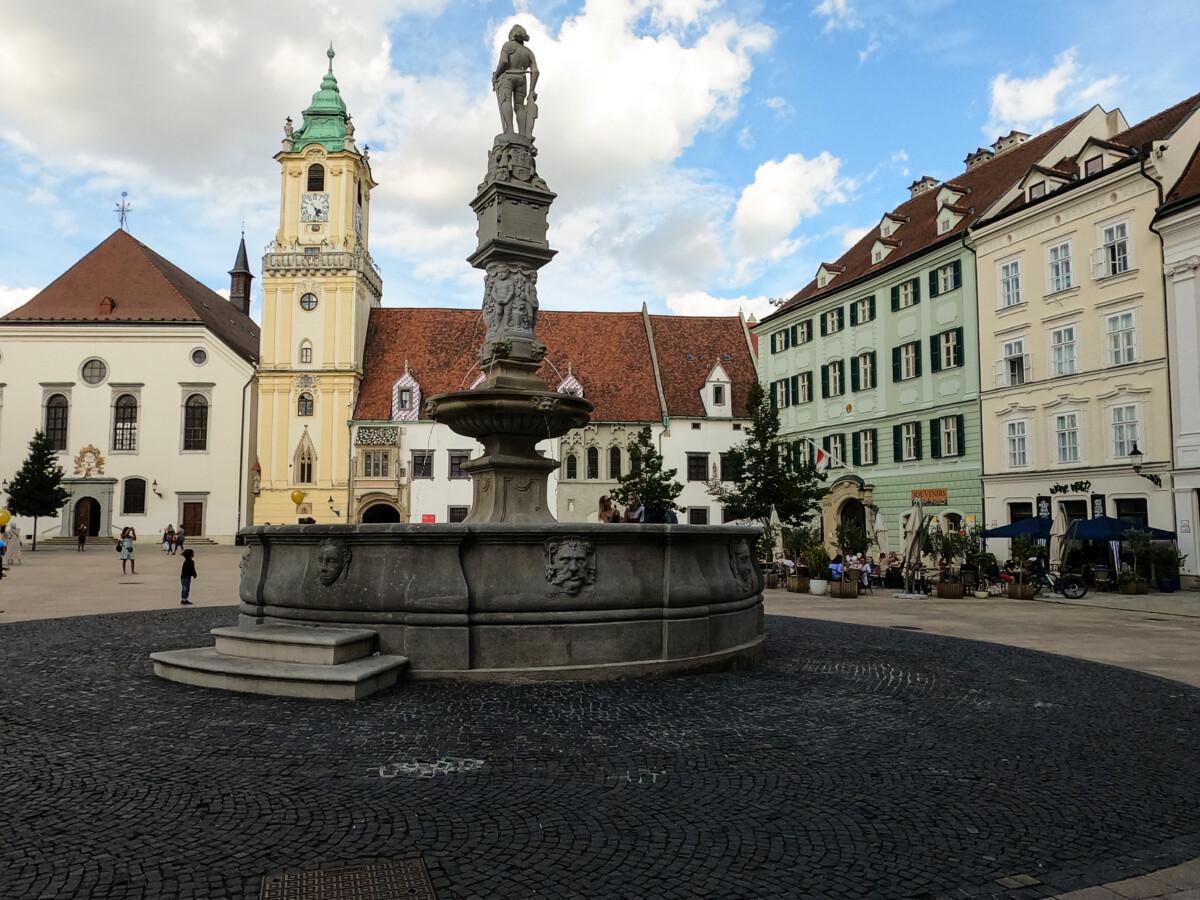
262;246;382;296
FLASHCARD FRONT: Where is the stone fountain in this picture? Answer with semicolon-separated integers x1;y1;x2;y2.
151;28;765;698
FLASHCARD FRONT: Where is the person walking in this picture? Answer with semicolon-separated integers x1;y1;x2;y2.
5;526;22;567
174;526;186;556
179;548;197;605
162;525;175;554
76;521;88;552
119;526;137;575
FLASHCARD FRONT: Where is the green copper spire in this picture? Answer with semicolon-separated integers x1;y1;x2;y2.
290;44;349;153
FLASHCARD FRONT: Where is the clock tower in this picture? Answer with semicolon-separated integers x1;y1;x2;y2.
254;46;382;524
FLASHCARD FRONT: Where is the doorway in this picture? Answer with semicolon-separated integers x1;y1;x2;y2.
361;503;401;523
74;497;101;536
839;498;866;532
182;502;204;537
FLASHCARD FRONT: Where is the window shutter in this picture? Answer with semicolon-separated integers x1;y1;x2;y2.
802;318;812;342
914;421;924;460
789;323;798;346
914;341;923;378
892;425;903;462
952;259;962;289
928;269;939;298
850;355;860;391
890;285;900;311
837;308;845;329
891;347;901;382
822;435;831;455
912;277;921;304
850;303;859;326
929;335;942;373
820;315;828;337
930;418;942;459
868;351;877;388
869;429;878;464
820;365;829;398
852;431;861;466
954;327;965;367
955;414;966;457
790;374;799;402
868;295;876;320
769;381;778;409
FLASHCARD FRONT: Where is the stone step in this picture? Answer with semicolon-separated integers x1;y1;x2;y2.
150;647;407;700
211;624;378;666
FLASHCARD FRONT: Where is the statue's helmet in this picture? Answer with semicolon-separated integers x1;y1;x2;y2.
508;24;529;42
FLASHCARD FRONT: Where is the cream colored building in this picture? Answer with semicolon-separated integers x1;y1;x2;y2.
973;95;1200;549
253;49;382;524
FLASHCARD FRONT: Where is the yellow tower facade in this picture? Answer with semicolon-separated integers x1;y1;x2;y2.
254;48;382;524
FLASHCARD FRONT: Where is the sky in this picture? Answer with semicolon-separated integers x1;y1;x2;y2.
1;0;1197;324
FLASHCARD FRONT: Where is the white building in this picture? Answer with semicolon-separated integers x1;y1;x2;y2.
347;306;758;524
0;229;259;543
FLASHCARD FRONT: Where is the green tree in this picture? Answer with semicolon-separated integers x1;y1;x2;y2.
706;381;826;547
611;426;683;522
6;430;71;551
834;519;870;557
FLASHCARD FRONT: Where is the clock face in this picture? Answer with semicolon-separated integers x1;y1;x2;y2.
300;193;330;222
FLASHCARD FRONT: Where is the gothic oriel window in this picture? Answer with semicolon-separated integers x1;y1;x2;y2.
608;446;621;479
565;454;578;480
586;447;599;479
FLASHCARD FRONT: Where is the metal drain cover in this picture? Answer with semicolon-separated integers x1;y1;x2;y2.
260;858;437;900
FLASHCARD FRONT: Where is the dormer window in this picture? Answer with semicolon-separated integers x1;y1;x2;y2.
713;384;726;406
397;388;412;410
818;275;827;288
557;365;585;398
391;367;422;421
1084;155;1103;177
938;218;951;234
873;249;882;263
1029;182;1046;200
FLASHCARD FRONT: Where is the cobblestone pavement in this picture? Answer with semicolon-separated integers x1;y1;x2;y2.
3;610;1200;899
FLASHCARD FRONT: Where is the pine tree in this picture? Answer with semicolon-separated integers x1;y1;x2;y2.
611;426;683;523
6;430;71;551
706;381;825;549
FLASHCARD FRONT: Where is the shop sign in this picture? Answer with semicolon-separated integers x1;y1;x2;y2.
1036;495;1052;519
421;514;436;523
1182;520;1192;534
1090;494;1107;518
1049;480;1091;494
912;488;948;504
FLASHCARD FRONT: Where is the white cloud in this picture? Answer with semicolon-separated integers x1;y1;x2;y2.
737;125;755;149
733;152;850;263
764;96;795;119
0;285;38;316
813;0;860;32
858;36;880;63
666;291;777;320
838;224;871;249
1077;74;1121;106
984;49;1124;138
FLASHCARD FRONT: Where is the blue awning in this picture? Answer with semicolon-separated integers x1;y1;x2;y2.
982;517;1051;539
1068;516;1176;541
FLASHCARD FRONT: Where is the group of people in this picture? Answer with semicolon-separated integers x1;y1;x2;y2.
160;525;187;555
0;525;22;577
829;553;877;586
596;493;680;524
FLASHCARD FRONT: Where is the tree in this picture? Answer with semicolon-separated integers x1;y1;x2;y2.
706;381;826;550
611;427;683;522
834;519;870;557
6;430;71;551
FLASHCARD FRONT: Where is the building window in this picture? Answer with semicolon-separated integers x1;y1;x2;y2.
1048;242;1073;293
307;163;325;191
112;394;138;452
183;394;208;451
1009;501;1034;523
1001;338;1027;387
722;507;738;523
770;330;790;353
853;296;874;324
304;246;319;257
397;388;412;410
872;249;882;263
901;422;919;461
823;307;844;335
687;453;709;482
299;341;313;365
448;451;470;479
772;378;792;408
81;358;108;385
719;452;736;482
828;434;845;466
688;507;710;525
859;429;875;465
1099;221;1131;277
1000;259;1022;307
1055;413;1080;463
44;394;69;451
1029;181;1046;200
297;392;314;416
299;292;318;311
122;477;147;515
712;384;725;406
1112;405;1139;458
826;360;844;396
797;320;812;343
1084;155;1103;177
1007;420;1029;467
447;506;469;523
936;329;962;370
797;372;812;403
190;348;207;366
586;446;600;479
565;454;578;479
856;352;875;389
608;446;621;479
1106;312;1136;365
363;450;390;478
1115;497;1148;528
1051;326;1077;376
296;446;315;484
897;280;916;309
937;263;959;294
939;416;959;457
898;342;920;381
411;450;433;479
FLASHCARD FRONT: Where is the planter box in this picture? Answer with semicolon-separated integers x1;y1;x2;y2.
788;576;810;593
1120;582;1149;595
1156;578;1179;594
1007;582;1037;600
765;573;779;590
973;591;990;600
936;582;964;599
830;580;859;599
809;579;829;596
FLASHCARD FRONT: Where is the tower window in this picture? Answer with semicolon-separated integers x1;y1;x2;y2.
299;292;318;311
297;392;314;417
307;163;325;192
299;341;313;365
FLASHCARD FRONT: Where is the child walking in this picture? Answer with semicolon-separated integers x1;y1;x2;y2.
180;548;197;605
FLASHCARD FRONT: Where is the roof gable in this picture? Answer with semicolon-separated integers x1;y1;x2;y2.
647;314;757;418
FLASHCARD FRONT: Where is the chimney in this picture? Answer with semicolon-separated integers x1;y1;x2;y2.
228;232;254;317
908;175;940;198
963;147;995;170
991;130;1030;155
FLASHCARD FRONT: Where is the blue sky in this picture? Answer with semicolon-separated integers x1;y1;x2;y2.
1;0;1197;322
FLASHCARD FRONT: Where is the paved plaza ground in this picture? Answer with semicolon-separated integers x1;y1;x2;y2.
3;548;1200;898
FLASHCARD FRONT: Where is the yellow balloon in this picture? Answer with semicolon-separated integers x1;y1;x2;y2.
0;510;10;526
290;490;306;506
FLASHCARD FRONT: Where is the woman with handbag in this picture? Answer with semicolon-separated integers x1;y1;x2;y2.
118;526;137;575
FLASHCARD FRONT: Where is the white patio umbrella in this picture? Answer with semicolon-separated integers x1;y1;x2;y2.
900;500;926;595
873;510;889;555
1049;508;1070;568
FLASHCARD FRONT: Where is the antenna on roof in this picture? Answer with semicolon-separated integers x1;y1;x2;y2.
115;191;132;231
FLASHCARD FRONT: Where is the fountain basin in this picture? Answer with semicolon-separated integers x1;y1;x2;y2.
238;523;765;681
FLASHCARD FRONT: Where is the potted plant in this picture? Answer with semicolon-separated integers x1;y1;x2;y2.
933;529;970;598
968;550;996;599
787;526;818;593
1121;528;1152;595
806;544;830;596
1007;534;1042;599
1150;543;1184;593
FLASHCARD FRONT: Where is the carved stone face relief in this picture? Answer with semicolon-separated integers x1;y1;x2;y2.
545;536;596;596
316;539;352;587
729;540;756;593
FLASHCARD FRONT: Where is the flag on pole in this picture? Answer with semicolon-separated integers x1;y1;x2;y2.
813;448;830;472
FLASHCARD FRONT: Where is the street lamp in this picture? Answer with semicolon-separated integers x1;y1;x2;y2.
1128;442;1162;487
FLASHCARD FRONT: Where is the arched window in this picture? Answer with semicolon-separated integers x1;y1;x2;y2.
299;340;313;365
297;446;315;484
307;163;324;191
586;446;599;479
113;394;138;451
44;394;69;451
122;477;146;515
183;394;209;450
297;392;314;417
608;446;621;480
565;454;578;480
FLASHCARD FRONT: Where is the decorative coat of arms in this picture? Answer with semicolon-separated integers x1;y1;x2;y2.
73;445;105;477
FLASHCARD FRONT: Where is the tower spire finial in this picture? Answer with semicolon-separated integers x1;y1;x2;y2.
327;42;335;73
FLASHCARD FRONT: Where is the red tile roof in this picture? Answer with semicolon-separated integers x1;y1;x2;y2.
761;113;1086;324
3;229;260;362
1110;91;1200;150
1165;142;1200;208
353;307;757;423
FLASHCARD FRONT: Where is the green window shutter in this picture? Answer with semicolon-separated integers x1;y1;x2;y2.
868;351;877;388
891;346;901;382
852;431;861;466
890;285;900;311
954;327;965;367
868;295;876;320
956;414;966;457
929;334;942;373
914;421;924;460
928;269;939;298
869;429;878;464
913;341;923;378
787;324;796;346
820;315;827;337
769;381;778;409
850;302;858;326
912;277;921;305
952;259;962;289
820;365;829;398
930;418;942;459
850;355;860;391
837;308;845;330
803;318;812;342
822;435;831;454
790;374;799;402
892;425;902;462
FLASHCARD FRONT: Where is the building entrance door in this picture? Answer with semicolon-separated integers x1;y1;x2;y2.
74;497;101;537
182;502;204;537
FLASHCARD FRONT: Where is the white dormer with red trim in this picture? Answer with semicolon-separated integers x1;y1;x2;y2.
702;362;733;418
557;363;584;397
390;361;421;421
1076;137;1136;180
879;212;908;239
815;263;845;289
1018;164;1073;203
870;238;900;265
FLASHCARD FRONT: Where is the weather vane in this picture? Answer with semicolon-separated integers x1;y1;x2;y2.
115;191;132;230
